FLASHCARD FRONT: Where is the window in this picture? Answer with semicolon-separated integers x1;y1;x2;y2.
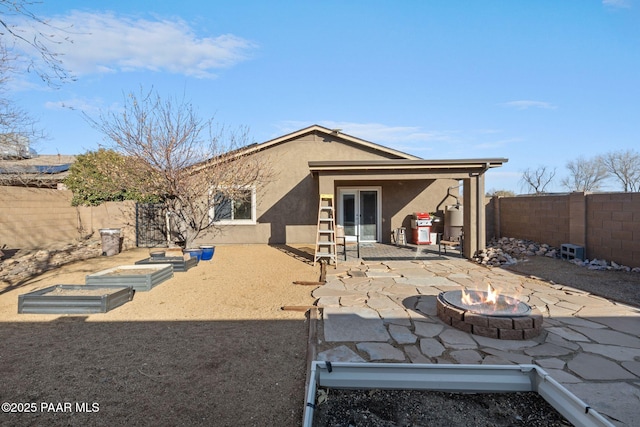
211;187;256;224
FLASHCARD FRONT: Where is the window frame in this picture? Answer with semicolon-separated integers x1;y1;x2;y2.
210;186;257;225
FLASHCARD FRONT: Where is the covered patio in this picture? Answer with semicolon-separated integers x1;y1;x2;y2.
310;158;508;259
335;241;463;262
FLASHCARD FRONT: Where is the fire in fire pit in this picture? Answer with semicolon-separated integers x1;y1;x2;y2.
444;284;531;317
437;284;543;340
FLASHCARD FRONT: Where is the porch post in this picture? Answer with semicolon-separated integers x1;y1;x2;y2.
476;171;486;253
462;178;475;259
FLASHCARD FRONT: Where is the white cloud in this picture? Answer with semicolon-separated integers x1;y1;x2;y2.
21;11;257;78
603;0;631;8
502;100;558;110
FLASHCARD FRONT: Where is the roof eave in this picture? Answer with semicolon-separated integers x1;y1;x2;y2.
308;158;509;172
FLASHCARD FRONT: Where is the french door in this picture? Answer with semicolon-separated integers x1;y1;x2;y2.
338;187;381;242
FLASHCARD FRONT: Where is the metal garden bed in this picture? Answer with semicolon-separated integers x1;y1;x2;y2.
135;256;198;272
304;362;613;427
86;264;173;291
18;285;134;314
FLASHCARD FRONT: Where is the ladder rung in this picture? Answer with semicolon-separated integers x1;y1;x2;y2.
317;242;336;246
318;230;335;234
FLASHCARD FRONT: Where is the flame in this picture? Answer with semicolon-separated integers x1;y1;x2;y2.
485;283;497;304
461;282;499;307
458;283;526;315
461;288;473;305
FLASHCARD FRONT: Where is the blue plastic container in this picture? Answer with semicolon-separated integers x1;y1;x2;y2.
200;245;215;261
183;248;203;262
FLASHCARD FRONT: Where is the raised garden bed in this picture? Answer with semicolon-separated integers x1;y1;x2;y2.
86;264;173;291
18;285;133;314
304;362;614;427
135;256;198;272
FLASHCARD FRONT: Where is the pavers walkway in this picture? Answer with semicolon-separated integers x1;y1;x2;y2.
312;254;640;427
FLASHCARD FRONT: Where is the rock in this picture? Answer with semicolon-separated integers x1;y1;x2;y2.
474;237;638;274
0;240;102;285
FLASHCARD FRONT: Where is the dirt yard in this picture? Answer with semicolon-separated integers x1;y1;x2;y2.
0;245;318;427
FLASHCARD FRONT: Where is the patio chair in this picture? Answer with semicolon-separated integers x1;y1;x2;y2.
438;231;464;257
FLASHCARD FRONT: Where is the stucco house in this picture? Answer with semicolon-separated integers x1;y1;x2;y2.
195;124;507;258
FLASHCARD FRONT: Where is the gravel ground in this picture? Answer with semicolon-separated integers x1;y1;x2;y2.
503;255;640;309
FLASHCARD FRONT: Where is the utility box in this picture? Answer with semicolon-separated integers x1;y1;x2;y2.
561;244;584;261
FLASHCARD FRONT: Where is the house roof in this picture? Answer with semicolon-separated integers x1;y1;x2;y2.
234;124;421;160
193;125;509;177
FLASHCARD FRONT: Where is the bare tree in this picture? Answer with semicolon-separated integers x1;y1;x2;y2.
0;0;74;86
486;189;515;197
0;42;42;156
561;156;609;192
0;1;74;158
599;149;640;192
520;166;556;195
86;88;274;248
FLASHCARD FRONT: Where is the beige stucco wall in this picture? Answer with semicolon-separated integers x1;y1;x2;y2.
194;131;458;245
0;186;136;250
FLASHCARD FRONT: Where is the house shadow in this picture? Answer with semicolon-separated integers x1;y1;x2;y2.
271;244;315;265
0;317;311;426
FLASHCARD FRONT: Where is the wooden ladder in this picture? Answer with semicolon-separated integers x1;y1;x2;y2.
314;194;337;266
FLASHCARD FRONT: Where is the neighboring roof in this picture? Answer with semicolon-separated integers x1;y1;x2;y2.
233;124;421;160
0;155;76;187
309;158;508;175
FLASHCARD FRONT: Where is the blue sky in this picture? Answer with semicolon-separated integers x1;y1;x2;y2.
6;0;640;193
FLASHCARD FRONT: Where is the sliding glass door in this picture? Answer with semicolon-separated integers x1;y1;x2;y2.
338;188;381;242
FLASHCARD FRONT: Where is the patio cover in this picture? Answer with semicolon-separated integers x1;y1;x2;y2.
309;158;508;258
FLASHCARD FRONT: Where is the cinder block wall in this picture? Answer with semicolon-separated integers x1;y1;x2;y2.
496;195;570;247
492;192;640;268
0;187;136;250
586;193;640;266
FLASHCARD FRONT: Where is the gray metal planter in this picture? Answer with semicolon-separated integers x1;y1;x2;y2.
134;256;198;272
18;285;133;314
86;264;173;291
304;362;614;427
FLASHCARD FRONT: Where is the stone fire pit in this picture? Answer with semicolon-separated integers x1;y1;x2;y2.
437;290;543;340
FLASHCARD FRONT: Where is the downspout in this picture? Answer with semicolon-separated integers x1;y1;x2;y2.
436;184;462;212
447;184;462;207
